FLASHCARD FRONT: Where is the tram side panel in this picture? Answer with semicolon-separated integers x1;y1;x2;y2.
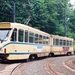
2;36;73;60
6;29;51;60
3;43;30;60
50;36;62;55
50;35;74;55
37;45;50;57
73;41;75;54
5;43;50;60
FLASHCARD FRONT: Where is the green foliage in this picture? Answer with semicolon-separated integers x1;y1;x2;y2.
0;0;75;39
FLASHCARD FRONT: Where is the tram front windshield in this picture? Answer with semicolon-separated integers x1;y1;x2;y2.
0;29;11;42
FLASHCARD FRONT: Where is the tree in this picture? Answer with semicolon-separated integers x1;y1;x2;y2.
0;0;75;39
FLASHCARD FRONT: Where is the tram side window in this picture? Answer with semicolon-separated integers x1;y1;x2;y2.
35;34;38;43
67;40;69;46
53;39;56;45
39;35;42;44
18;29;24;42
56;39;59;45
70;41;73;46
43;36;46;44
25;30;28;42
29;32;34;43
11;28;17;41
63;40;66;46
60;40;62;46
46;37;49;44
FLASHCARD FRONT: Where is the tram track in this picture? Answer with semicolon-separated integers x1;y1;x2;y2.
0;60;27;75
44;59;61;75
0;63;20;75
64;58;75;72
9;56;75;75
0;56;75;75
10;61;29;75
10;63;22;75
44;55;75;75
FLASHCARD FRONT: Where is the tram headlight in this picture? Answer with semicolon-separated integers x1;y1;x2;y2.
4;48;6;53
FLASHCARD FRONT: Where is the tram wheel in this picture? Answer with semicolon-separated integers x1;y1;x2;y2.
67;52;71;56
49;53;54;57
29;54;37;61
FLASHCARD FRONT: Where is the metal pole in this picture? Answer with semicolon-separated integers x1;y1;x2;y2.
60;2;66;36
13;3;15;22
64;8;66;36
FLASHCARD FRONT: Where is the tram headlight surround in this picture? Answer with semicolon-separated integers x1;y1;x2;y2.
4;48;6;53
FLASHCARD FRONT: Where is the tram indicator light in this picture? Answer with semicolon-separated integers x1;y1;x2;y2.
0;23;10;28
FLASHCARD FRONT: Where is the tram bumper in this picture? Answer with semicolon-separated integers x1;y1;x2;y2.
0;53;9;59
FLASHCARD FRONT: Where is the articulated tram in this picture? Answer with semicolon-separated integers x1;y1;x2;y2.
0;22;74;61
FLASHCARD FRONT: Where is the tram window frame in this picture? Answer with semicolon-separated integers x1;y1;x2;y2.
29;32;34;43
39;35;42;44
60;39;62;46
43;36;46;44
46;37;49;45
11;28;17;41
53;38;56;45
18;29;24;42
70;41;72;46
73;41;75;45
63;40;66;46
35;34;38;44
67;40;69;46
25;30;28;42
56;39;59;46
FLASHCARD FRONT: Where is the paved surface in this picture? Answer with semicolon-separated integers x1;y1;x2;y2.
12;55;75;75
48;56;75;75
13;60;50;75
0;55;75;75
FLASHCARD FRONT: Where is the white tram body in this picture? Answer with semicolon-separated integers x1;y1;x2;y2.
0;22;74;60
50;35;73;55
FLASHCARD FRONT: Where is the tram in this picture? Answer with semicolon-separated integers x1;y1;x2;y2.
0;22;74;60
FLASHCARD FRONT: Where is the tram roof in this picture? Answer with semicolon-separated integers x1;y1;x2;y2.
51;34;73;41
0;22;50;35
0;22;74;40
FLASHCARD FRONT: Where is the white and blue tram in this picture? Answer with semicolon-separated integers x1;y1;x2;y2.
0;22;74;60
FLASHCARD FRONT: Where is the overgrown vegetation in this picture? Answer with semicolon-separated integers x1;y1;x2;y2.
0;0;75;39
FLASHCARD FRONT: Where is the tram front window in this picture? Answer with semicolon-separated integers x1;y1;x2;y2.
0;29;11;42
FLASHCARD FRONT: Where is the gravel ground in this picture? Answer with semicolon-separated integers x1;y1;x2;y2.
48;56;75;75
13;60;50;75
13;55;75;75
0;55;75;75
65;58;75;70
0;64;7;71
0;63;20;75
